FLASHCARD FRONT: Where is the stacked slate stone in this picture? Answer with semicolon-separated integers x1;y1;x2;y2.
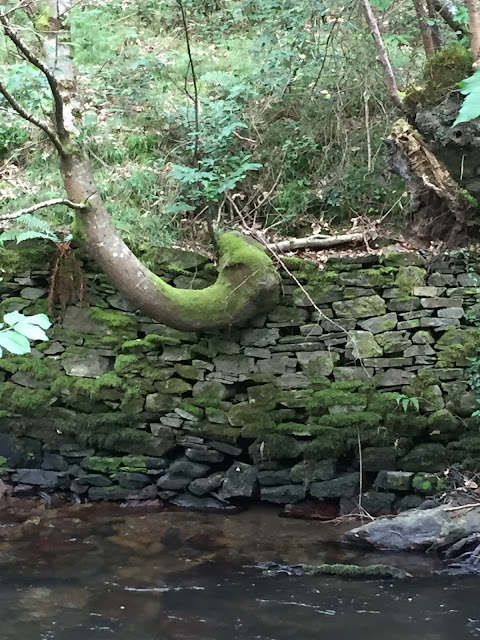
1;245;480;514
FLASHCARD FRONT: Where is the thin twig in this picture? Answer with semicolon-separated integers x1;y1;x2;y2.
360;0;406;111
176;0;200;166
0;198;88;220
0;11;67;141
0;81;65;155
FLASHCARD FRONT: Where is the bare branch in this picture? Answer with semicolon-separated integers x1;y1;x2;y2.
267;232;369;252
0;11;67;139
361;0;406;111
0;198;88;221
0;80;66;155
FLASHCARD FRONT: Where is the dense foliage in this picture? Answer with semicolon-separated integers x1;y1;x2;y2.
0;0;477;248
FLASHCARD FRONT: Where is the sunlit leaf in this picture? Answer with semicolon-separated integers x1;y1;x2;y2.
0;330;31;355
453;69;480;126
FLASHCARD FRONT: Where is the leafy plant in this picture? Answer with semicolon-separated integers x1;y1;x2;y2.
395;394;420;412
0;308;51;357
453;68;480;126
0;215;70;245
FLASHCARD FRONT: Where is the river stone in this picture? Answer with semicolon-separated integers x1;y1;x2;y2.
290;459;336;484
62;352;110;378
360;447;398;472
346;331;382;359
375;331;412;354
400;444;448;472
10;371;50;389
395;495;424;512
168;459;211;478
88;486;132;501
420;317;460;328
438;307;465;318
387;298;422;312
309;473;360;499
240;328;280;347
257;356;297;374
412;330;435;344
220;462;258;499
189;472;225;496
344;505;480;551
63;307;101;334
213;355;256;375
260;484;306;504
185;447;224;464
161;346;191;361
277;373;309;389
420;297;463;309
114;471;150;489
296;351;339;375
0;434;30;467
41;453;68;472
332;295;386;319
209;441;242;456
169;493;237;511
258;469;293;486
333;367;374;381
145;393;179;412
373;369;415;387
11;469;61;489
374;471;414;492
357;313;398;334
76;474;113;487
395;266;426;290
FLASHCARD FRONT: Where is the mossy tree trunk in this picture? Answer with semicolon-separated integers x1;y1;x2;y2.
0;2;279;331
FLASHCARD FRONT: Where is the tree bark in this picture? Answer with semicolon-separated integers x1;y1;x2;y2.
466;0;480;63
0;1;279;331
413;0;437;57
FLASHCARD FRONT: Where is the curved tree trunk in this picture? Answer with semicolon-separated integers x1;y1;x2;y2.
0;1;279;331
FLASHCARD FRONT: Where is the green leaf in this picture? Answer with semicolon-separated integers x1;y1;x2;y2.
24;313;51;330
3;310;24;327
453;69;480;126
401;398;409;413
13;320;48;342
0;330;31;355
411;397;420;411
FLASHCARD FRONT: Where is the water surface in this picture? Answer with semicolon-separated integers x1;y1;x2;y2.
0;500;479;639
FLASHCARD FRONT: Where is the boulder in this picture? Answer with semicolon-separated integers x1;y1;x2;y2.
260;484;306;504
220;462;258;499
344;505;480;551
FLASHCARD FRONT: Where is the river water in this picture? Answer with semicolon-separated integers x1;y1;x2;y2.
0;500;479;639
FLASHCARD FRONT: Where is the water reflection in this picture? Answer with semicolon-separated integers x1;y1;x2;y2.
0;500;479;639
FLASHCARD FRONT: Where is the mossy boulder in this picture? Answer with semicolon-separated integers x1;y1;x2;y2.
411;472;447;495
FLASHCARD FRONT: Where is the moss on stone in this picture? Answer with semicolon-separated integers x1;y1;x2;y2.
0;354;59;379
0;245;54;282
121;334;174;353
404;45;473;108
395;266;426;298
0;382;53;412
436;327;480;366
151;233;279;330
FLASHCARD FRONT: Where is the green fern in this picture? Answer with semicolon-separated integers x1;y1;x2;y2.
0;214;65;245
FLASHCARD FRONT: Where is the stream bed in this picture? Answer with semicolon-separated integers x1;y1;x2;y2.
0;500;479;639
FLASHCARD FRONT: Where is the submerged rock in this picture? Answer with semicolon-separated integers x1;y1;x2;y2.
256;561;410;579
344;505;480;551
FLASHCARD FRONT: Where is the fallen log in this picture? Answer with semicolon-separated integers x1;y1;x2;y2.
268;232;368;252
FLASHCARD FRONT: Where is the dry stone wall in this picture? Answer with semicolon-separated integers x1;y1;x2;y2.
1;245;480;514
